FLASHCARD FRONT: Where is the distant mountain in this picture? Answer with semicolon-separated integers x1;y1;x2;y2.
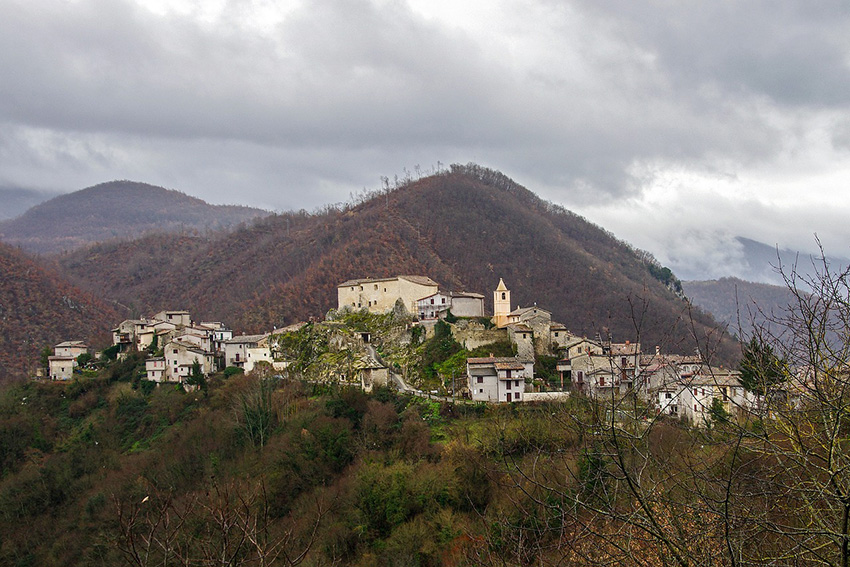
729;237;846;286
0;242;120;381
0;186;61;220
0;180;271;254
55;164;737;362
682;277;798;340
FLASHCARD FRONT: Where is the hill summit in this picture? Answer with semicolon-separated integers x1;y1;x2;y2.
56;164;735;361
0;180;270;254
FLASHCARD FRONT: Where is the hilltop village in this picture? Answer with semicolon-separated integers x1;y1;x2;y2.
42;275;754;426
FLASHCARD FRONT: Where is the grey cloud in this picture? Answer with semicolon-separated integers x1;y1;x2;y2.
1;0;849;282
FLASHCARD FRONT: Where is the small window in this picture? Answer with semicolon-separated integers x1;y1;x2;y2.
374;284;378;290
441;298;446;304
665;392;672;399
554;332;559;337
478;388;483;394
515;380;520;387
173;349;178;354
384;288;387;292
477;376;483;384
501;292;506;300
599;376;605;386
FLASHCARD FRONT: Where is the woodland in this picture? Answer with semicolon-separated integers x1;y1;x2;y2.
2;252;850;566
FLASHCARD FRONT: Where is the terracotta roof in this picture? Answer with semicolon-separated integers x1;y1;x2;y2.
494;361;526;371
509;305;552;317
225;334;267;344
398;275;439;286
451;291;485;299
338;275;439;287
468;356;532;365
609;343;640;355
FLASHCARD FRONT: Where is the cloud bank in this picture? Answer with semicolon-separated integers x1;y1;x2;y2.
2;0;849;280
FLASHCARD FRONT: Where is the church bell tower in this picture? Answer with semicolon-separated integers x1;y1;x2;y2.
493;278;511;328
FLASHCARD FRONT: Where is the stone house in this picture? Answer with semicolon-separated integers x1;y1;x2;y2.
47;341;88;380
449;292;485;318
338;276;439;314
359;355;389;392
145;357;166;382
54;341;88;359
417;291;452;320
163;338;215;382
506;323;535;360
152;310;191;327
567;340;641;398
48;356;75;380
467;356;534;403
224;334;267;369
416;291;485;320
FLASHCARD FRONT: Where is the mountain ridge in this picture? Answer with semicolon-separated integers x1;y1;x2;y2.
0;180;271;254
53;164;736;362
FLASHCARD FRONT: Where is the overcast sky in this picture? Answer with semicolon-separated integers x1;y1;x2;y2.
2;0;850;281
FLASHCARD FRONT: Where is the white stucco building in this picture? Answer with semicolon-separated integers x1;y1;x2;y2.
467;356;534;403
338;276;439;314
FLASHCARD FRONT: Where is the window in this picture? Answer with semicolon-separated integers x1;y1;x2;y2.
477;376;483;384
506;369;512;378
515;380;520;388
441;297;446;304
506;380;511;390
599;376;605;386
384;288;387;292
173;349;178;354
554;332;559;337
665;392;672;399
501;292;506;300
430;298;434;304
694;404;698;412
374;284;378;290
515;392;520;400
479;389;483;394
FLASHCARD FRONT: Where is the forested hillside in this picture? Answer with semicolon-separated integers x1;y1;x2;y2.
55;165;734;361
683;277;799;339
0;242;118;381
0;180;270;254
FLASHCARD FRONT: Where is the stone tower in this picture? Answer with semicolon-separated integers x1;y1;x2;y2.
492;278;511;328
